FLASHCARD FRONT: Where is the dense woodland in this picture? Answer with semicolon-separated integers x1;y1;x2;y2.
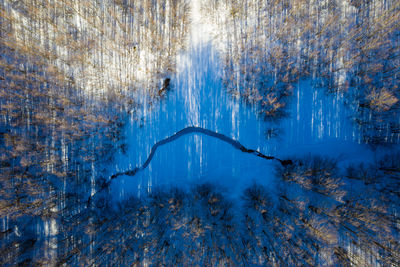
0;0;399;266
0;0;189;265
204;0;399;143
41;154;399;266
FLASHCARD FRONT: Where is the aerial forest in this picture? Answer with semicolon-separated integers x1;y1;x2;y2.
0;0;399;266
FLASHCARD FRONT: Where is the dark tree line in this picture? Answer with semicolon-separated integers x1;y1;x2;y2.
34;153;397;266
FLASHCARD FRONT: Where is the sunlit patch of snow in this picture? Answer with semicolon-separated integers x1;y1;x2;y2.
189;0;216;45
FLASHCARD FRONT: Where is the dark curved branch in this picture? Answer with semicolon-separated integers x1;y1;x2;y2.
88;126;292;205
